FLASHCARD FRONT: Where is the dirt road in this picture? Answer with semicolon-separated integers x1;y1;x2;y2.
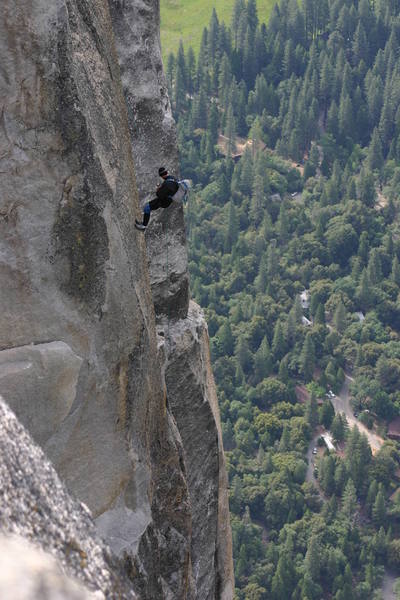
331;375;384;454
382;571;397;600
305;434;320;484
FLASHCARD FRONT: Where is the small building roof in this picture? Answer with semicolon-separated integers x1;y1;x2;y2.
388;417;400;439
300;290;310;309
322;433;336;452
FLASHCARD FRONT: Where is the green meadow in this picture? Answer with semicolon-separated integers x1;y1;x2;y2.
160;0;275;58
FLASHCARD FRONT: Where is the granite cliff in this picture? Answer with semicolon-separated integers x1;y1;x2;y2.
0;0;233;598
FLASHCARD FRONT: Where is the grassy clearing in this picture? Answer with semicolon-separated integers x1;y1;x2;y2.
160;0;276;59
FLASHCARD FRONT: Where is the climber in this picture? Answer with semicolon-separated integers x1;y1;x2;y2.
135;167;179;231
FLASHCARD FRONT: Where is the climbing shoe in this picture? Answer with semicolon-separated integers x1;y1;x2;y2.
135;219;146;231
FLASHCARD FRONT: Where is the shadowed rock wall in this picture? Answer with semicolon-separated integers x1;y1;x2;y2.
0;1;191;597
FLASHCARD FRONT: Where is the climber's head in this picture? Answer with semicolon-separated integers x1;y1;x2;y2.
158;167;168;179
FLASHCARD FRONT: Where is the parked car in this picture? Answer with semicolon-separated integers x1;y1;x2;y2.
312;447;317;455
354;412;359;418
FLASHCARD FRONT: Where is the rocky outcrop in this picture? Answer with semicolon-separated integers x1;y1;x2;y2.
164;303;234;600
0;536;99;600
0;396;135;598
0;0;233;598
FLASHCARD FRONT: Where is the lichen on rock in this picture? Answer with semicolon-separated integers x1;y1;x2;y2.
0;396;135;599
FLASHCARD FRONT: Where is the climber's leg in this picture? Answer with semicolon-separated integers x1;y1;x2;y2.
135;198;161;231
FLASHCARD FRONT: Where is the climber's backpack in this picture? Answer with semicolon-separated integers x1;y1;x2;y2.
173;179;191;204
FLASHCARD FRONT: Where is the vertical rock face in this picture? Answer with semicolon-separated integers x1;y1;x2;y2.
0;0;192;596
0;0;233;598
108;0;189;321
108;1;234;597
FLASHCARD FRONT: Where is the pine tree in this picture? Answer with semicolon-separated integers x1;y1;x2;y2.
239;148;253;194
358;231;370;265
372;488;386;527
277;203;289;244
224;103;236;156
272;320;286;362
235;336;253;374
218;320;234;356
271;548;296;599
208;8;219;65
306;390;319;429
186;47;196;95
366;480;378;517
327;100;339;139
278;357;289;383
341;564;355;600
265;237;279;275
175;41;187;113
218;53;232;106
367;248;383;284
224;201;239;253
352;22;369;66
339;93;354;141
283;39;295;78
392;255;400;286
279;424;290;452
250;174;265;228
321;455;335;495
247;0;258;31
334;300;347;333
196;28;208;91
300;333;316;381
342;478;357;519
254;336;272;383
231;0;246;49
331;413;346;443
166;52;175;96
304;535;322;581
379;96;393;154
295;294;304;323
368;127;384;172
358;169;376;207
314;303;326;325
256;254;268;293
334;461;348;496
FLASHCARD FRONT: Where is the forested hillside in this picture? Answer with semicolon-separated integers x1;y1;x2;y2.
166;1;400;598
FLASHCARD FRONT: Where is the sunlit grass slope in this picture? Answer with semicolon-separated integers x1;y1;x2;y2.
160;0;275;58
